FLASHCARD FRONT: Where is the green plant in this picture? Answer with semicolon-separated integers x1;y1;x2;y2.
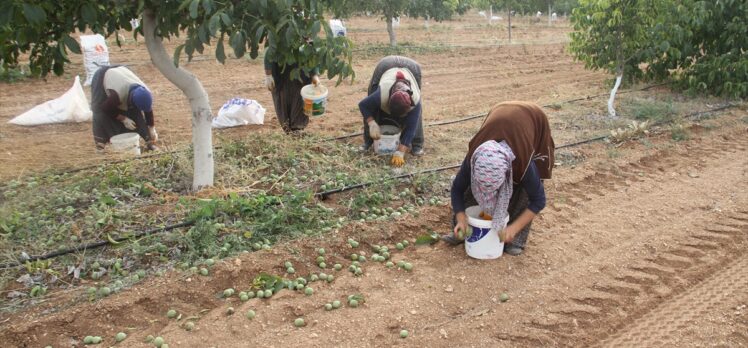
0;65;27;83
626;98;677;123
670;124;690;142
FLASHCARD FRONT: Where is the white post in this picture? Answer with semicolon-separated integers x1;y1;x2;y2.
142;9;214;190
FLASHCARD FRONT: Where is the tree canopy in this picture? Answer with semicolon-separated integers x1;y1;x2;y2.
570;0;747;99
0;0;355;83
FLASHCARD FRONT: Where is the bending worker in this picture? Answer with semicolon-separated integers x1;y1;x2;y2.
91;65;157;151
444;101;555;256
359;55;425;166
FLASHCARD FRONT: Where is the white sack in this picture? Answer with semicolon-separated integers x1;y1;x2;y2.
212;98;266;129
81;34;110;86
9;76;92;126
329;19;347;37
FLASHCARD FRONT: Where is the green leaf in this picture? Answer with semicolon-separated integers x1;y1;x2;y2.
216;36;226;64
285;26;295;45
312;20;321;37
198;24;208;44
98;194;116;206
254;24;265;44
22;3;46;25
0;3;14;27
208;13;221;36
173;44;185;68
230;31;246;58
178;0;193;11
415;232;439;245
63;36;81;54
202;0;214;12
189;0;200;19
80;4;96;23
220;13;232;26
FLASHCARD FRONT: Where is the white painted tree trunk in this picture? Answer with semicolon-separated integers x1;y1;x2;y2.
608;74;623;118
425;16;429;30
386;15;397;47
489;6;493;25
548;2;552;26
142;9;214;190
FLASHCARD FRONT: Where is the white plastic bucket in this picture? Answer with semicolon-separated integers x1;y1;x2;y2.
373;125;401;155
464;205;509;259
300;84;328;117
110;132;140;155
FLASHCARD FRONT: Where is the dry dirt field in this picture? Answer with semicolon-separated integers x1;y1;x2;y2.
1;12;747;348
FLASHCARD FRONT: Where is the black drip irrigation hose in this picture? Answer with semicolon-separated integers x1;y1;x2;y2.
36;83;669;178
2;101;733;269
0;221;194;270
323;83;669;141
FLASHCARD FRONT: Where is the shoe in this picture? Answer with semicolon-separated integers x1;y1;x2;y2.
146;143;159;152
504;245;523;256
441;234;464;246
411;147;425;156
359;144;372;153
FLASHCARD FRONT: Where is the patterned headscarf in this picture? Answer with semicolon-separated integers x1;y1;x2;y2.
470;140;515;232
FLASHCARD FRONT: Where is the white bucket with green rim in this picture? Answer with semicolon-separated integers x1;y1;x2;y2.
301;84;329;117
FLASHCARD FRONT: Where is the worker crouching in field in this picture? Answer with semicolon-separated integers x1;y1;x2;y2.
264;53;320;134
359;55;425;167
444;102;555;256
91;66;157;151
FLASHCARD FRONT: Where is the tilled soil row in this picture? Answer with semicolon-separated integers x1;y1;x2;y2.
483;131;748;347
1;123;745;347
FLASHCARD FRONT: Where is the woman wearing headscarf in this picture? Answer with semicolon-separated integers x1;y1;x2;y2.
264;52;320;134
91;65;157;151
358;55;425;167
445;101;555;256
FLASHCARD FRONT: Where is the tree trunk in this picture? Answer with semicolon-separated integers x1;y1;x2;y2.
386;14;397;47
508;5;512;43
142;9;214;190
548;1;552;26
425;15;430;30
608;68;623;118
489;5;493;25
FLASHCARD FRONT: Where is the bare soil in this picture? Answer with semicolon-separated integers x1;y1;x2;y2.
1;13;747;348
0;14;599;180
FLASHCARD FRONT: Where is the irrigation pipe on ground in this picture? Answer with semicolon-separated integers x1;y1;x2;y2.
323;83;668;141
40;84;665;178
1;101;733;269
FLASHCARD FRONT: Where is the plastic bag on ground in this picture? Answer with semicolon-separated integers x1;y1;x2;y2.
81;34;110;86
212;98;266;129
9;76;92;126
329;19;347;37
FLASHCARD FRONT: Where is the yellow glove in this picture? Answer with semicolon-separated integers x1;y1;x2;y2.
391;151;405;167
